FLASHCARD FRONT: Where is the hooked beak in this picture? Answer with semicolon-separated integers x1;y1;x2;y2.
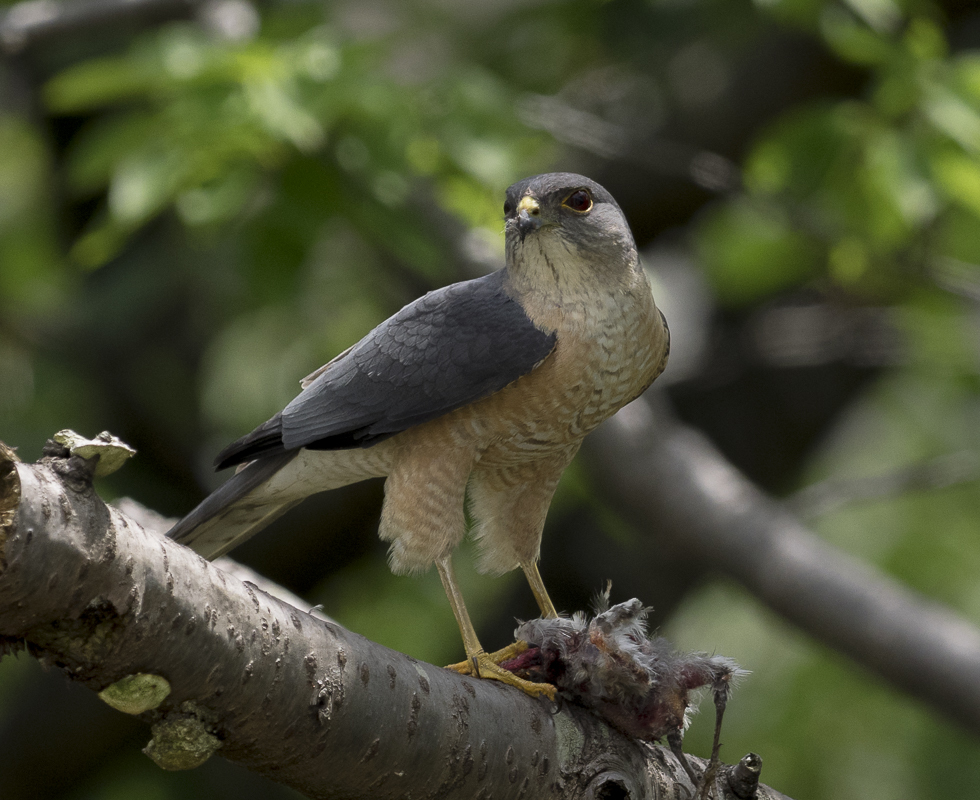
516;195;542;240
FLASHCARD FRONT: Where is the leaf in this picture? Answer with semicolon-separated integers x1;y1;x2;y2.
108;150;189;225
819;6;895;66
64;113;159;193
930;147;980;219
922;84;980;153
696;199;820;305
44;57;158;113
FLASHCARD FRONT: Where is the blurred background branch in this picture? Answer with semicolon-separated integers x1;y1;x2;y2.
588;395;980;735
788;448;980;518
0;0;198;54
0;0;979;798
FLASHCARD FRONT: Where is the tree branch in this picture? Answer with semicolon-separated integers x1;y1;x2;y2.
787;450;980;520
0;440;788;800
586;394;980;735
0;0;197;54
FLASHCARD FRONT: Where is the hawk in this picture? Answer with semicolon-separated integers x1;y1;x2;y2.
168;173;669;697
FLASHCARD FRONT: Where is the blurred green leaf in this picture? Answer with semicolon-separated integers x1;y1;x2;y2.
904;16;947;62
819;6;896;66
696;199;820;304
929;145;980;218
922;83;980;153
110;150;188;225
0;117;67;311
44;56;158;111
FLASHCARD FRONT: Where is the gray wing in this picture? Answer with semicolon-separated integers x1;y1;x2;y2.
213;269;556;470
167;451;300;557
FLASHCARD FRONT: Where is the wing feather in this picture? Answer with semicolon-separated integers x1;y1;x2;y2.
214;269;555;470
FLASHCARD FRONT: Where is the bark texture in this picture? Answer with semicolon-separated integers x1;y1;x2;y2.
0;441;787;800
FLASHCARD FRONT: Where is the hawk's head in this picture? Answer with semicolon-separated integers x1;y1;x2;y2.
503;173;638;290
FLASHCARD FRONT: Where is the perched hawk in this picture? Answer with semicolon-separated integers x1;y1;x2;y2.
168;173;669;697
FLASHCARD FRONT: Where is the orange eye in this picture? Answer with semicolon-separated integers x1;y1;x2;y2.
563;189;592;213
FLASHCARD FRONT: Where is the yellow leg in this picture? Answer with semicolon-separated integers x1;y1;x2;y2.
520;560;558;618
437;555;555;700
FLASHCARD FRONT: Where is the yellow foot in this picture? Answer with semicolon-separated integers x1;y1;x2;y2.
446;640;530;673
445;642;556;700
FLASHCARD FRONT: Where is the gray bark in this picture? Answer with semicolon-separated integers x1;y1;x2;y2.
0;440;787;800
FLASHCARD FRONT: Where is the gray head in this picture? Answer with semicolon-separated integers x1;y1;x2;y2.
503;173;637;271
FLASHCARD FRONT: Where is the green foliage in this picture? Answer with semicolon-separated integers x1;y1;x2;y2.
42;14;552;268
684;7;980;797
696;197;821;303
701;5;980;305
0;117;68;313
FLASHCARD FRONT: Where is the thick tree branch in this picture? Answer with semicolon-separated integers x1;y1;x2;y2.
586;394;980;735
0;440;788;800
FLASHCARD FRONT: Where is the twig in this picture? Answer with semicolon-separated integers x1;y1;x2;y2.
788;451;980;520
516;93;741;193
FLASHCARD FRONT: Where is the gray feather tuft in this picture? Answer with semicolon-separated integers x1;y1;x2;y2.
504;590;746;742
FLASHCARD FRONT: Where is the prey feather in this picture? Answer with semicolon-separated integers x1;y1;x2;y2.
502;588;746;743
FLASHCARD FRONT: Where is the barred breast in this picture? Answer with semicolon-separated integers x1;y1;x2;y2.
463;278;668;467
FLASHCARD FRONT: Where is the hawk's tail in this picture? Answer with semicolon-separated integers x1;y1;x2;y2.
167;450;300;560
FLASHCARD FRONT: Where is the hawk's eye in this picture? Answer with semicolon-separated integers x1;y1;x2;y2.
563;189;593;213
